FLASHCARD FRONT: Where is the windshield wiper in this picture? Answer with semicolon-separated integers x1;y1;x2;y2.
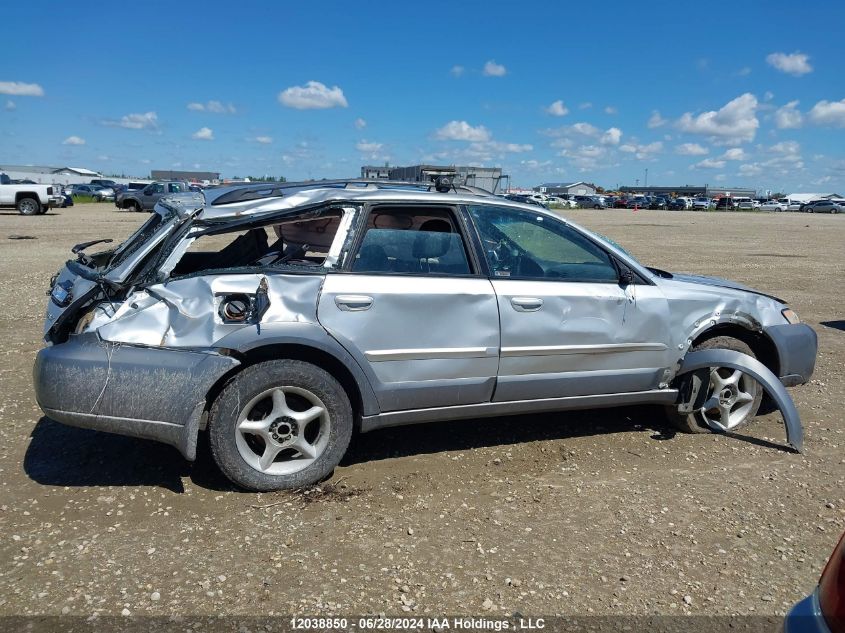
71;238;113;255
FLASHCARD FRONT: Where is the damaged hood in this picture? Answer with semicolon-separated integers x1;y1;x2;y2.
664;272;785;304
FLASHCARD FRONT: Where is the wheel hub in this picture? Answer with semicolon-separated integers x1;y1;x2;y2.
719;386;737;406
269;416;297;444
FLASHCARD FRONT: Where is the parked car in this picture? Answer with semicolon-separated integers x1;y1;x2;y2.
90;179;119;189
34;179;817;491
115;180;190;212
734;197;755;211
785;529;844;633
692;197;712;210
649;197;668;210
668;198;687;210
0;172;58;215
613;197;629;208
760;200;786;212
805;200;842;214
787;200;804;212
715;197;736;210
575;195;605;209
626;196;649;209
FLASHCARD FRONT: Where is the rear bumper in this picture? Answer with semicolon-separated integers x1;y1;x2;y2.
33;334;240;460
764;323;818;386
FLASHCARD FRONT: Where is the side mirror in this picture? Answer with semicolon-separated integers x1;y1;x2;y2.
619;266;635;286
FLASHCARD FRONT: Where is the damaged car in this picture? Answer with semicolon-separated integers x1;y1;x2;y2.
34;179;818;491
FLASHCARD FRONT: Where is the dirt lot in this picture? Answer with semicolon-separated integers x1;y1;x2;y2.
0;203;842;620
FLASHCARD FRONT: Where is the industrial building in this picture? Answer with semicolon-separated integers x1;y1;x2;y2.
361;164;507;194
534;181;597;196
151;169;220;183
619;184;757;198
0;164;103;185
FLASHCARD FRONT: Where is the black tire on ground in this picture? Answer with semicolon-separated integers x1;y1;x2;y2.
208;360;353;491
16;196;41;215
664;336;764;434
130;201;142;213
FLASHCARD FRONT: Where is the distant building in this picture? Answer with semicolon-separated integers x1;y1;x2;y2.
620;184;757;198
785;192;844;203
360;164;507;194
151;169;220;183
534;181;596;196
0;164;103;184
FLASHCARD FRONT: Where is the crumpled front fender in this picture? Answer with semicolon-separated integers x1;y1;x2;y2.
677;349;803;452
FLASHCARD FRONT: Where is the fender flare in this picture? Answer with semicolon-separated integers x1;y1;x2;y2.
678;349;803;452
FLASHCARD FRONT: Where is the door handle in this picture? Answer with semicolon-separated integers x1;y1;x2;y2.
510;297;543;312
335;295;373;311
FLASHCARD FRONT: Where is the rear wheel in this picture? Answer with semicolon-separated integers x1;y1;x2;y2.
665;336;763;434
208;360;353;491
130;201;141;213
17;196;41;215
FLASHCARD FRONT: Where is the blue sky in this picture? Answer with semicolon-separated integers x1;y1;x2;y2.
2;0;844;192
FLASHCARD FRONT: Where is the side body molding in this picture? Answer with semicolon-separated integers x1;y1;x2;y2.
677;349;804;452
213;322;381;417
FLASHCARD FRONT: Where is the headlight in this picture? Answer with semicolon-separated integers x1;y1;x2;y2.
781;308;800;324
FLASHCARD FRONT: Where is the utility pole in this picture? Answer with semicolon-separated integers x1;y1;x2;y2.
645;168;648;188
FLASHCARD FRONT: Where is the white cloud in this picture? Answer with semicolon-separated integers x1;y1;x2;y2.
187;100;236;114
766;52;813;76
604;106;617;115
721;147;748;161
356;140;383;153
254;136;273;144
0;81;44;96
739;163;763;176
546;100;568;117
450;65;465;77
4;100;15;111
774;100;803;129
619;141;663;159
558;144;606;170
278;81;348;109
482;60;507;77
571;122;599;136
763;91;774;101
102;111;159;130
474;141;532;153
434;120;491;142
354;117;367;129
600;127;622;145
736;66;752;76
192;127;214;140
62;136;85;146
693;158;726;169
808;99;845;127
675;143;708;156
677;93;759;144
647;110;667;128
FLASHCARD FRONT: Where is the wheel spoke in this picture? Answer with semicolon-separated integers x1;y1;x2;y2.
292;436;317;460
710;368;727;390
294;405;325;424
736;390;754;404
258;443;282;471
701;396;721;412
725;369;743;386
270;388;292;418
239;418;270;434
718;404;732;429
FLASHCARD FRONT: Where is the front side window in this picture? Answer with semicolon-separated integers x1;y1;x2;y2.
468;205;618;282
168;183;184;193
151;183;165;194
350;206;471;276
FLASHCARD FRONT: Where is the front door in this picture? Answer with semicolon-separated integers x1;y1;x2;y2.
317;204;500;412
467;204;674;402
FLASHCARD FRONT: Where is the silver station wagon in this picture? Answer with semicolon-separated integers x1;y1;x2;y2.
34;180;817;490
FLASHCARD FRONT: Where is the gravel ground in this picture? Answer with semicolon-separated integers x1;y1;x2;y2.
0;204;842;620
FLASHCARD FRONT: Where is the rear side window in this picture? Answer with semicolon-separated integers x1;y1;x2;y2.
468;205;618;282
350;206;471;276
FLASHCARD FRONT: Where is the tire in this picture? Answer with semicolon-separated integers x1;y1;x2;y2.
16;196;41;215
130;201;142;213
208;360;353;491
664;336;763;434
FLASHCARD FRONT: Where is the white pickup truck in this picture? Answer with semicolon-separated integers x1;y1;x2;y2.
0;173;62;215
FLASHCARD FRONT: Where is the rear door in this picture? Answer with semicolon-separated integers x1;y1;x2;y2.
317;204;500;412
466;203;675;402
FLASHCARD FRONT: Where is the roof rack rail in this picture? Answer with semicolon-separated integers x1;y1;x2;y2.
209;178;493;206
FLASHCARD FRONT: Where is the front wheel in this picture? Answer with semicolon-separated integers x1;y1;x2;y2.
665;336;763;434
208;360;353;491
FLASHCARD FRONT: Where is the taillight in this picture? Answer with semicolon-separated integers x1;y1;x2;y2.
819;532;845;633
